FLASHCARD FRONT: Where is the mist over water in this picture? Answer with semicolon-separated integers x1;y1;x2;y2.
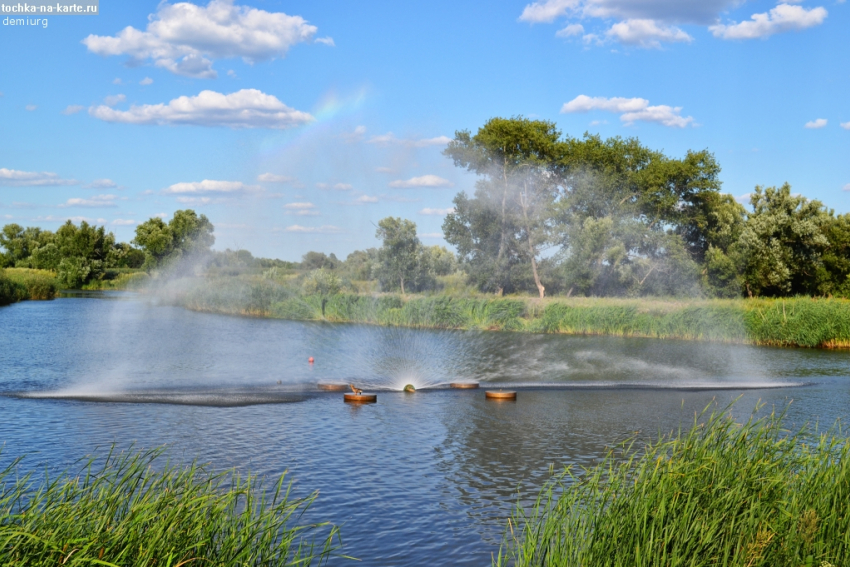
3;295;849;565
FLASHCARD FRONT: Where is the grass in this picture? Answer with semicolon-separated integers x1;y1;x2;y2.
495;402;850;567
0;268;57;305
0;447;341;567
82;269;150;291
167;276;850;348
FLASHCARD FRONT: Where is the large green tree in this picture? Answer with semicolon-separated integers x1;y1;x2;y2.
133;210;215;271
375;217;423;293
443;117;562;296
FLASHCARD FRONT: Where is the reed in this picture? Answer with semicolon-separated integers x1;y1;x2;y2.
0;447;341;567
495;403;850;567
0;268;57;303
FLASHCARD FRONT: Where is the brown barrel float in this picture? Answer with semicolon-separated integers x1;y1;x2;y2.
450;382;479;389
344;393;377;403
318;383;349;391
485;390;517;401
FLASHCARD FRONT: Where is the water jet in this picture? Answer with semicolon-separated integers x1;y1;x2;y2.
450;382;479;389
485;390;516;401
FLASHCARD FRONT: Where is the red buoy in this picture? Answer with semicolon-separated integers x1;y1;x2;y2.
308;357;314;364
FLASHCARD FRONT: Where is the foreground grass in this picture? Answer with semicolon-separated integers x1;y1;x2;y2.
0;447;340;566
496;404;850;567
171;276;850;348
0;268;57;305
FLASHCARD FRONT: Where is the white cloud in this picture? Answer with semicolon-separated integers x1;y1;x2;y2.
315;36;335;46
840;121;850;130
175;196;228;205
843;184;850;191
104;94;126;106
316;182;353;191
0;168;79;187
112;219;136;226
112;78;123;85
341;125;367;142
163;179;261;195
25;104;37;111
375;167;394;173
63;105;84;115
89;89;313;129
710;4;827;39
35;215;108;224
519;0;580;23
283;224;342;234
258;173;296;183
284;202;315;209
85;179;118;189
389;175;454;188
155;212;168;218
561;95;694;127
605;19;692;47
59;194;118;208
367;132;452;147
419;207;455;216
82;0;319;78
804;118;828;129
355;195;379;203
140;77;154;85
556;23;584;37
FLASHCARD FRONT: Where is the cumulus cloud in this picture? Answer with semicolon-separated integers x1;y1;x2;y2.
389;175;454;188
140;77;154;85
315;36;335;46
82;0;319;78
561;95;694;127
284;202;315;209
104;94;126;106
282;224;342;234
804;118;828;129
112;219;136;225
316;182;353;191
25;105;37;111
367;132;452;147
840;121;850;130
519;0;580;23
89;89;313;129
175;196;228;205
556;23;585;37
710;4;827;39
419;207;455;216
85;179;118;189
258;173;296;183
0;168;79;187
59;195;118;208
355;195;379;203
606;19;692;47
163;179;261;195
63;105;84;115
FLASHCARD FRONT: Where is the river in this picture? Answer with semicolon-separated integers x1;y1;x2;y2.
1;293;849;565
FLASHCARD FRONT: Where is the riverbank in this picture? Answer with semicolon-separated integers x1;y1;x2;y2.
0;268;149;306
169;277;850;348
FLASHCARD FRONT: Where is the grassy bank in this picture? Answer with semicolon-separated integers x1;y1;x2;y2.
495;404;850;567
171;277;850;348
0;447;339;566
82;268;150;290
0;268;58;305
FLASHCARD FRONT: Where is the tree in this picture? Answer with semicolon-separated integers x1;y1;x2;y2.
443;117;562;296
53;220;116;287
0;224;53;268
133;210;215;271
301;251;340;271
736;184;831;297
376;217;421;293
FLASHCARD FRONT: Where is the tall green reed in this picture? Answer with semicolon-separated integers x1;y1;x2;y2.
0;447;341;566
496;403;850;567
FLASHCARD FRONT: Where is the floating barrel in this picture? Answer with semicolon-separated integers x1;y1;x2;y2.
450;382;479;389
485;390;516;401
318;383;348;391
344;393;377;403
403;384;416;393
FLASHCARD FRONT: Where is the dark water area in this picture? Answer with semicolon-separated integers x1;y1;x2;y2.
2;294;849;565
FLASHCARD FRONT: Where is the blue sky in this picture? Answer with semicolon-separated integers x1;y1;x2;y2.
1;0;847;260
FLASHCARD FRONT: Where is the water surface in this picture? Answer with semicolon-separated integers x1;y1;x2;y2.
1;295;849;565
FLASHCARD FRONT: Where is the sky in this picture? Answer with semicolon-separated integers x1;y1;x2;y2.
0;0;848;260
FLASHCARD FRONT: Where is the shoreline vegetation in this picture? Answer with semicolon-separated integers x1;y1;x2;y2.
0;447;340;566
167;276;850;349
496;404;850;567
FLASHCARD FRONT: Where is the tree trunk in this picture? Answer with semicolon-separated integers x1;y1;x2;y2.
400;277;405;294
520;181;544;299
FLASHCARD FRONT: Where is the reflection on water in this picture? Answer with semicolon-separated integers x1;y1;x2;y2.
1;294;849;565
